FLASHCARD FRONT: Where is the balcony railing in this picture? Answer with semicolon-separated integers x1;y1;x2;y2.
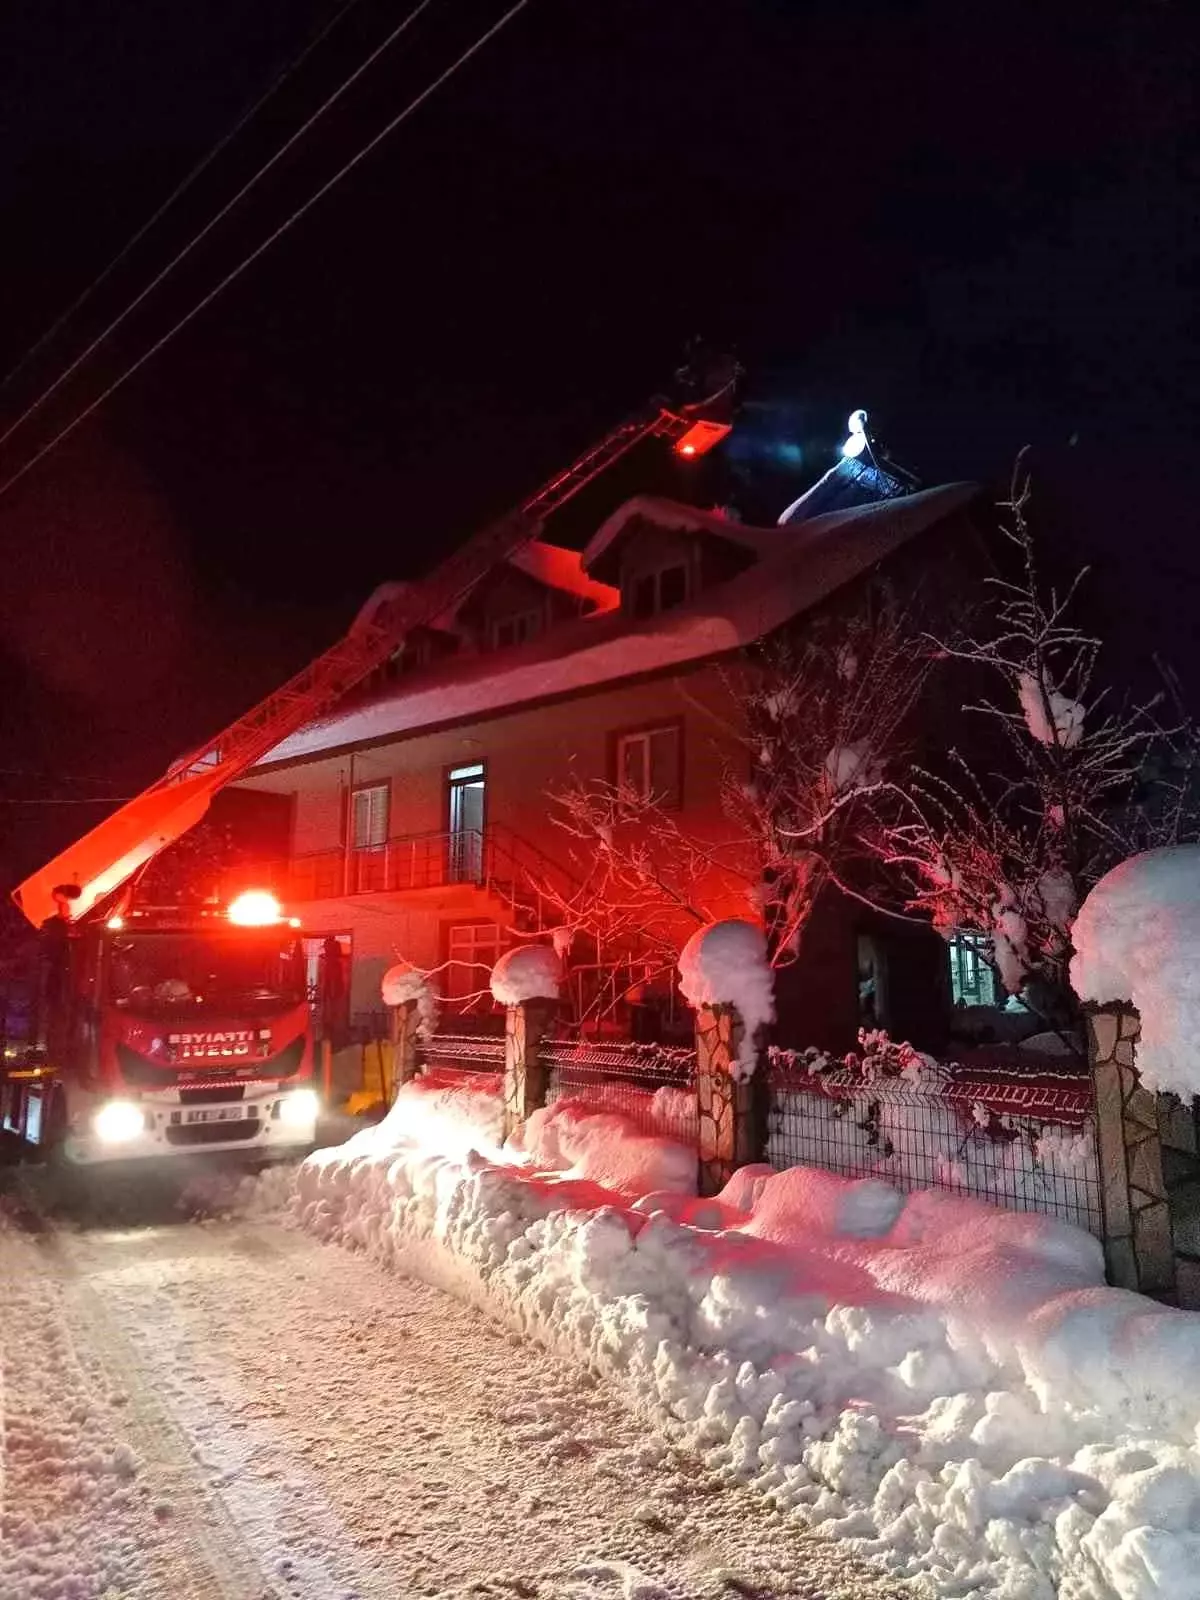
272;824;570;923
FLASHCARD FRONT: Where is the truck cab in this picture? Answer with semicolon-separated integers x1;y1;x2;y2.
6;893;321;1166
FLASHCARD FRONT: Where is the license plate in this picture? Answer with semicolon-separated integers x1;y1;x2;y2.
184;1107;246;1125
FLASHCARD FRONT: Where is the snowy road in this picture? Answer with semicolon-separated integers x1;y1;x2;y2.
2;1170;912;1600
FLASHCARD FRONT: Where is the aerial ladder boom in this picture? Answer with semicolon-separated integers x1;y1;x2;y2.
13;367;736;930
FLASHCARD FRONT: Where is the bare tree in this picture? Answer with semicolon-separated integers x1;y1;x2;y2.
878;455;1200;1012
541;593;933;1003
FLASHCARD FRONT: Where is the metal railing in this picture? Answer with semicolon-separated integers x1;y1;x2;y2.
765;1051;1102;1236
270;823;572;927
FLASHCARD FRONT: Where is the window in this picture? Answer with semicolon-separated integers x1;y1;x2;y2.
948;931;1000;1008
490;610;542;650
445;922;503;1000
351;783;389;849
615;724;682;809
447;763;486;881
630;563;689;619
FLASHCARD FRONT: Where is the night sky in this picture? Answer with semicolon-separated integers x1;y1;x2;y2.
1;0;1197;878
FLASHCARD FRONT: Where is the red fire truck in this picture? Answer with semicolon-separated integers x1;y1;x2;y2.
2;889;321;1165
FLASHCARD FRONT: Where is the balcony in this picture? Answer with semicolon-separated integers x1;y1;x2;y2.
272;825;564;916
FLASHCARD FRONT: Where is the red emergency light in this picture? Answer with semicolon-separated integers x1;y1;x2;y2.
673;419;732;460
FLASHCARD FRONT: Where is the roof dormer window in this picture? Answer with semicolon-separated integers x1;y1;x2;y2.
631;562;689;619
489;609;543;650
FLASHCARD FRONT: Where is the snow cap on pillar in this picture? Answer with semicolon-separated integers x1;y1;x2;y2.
490;944;561;1007
677;920;775;1077
1071;844;1200;1099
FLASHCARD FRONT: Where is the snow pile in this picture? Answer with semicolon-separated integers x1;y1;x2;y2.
1071;845;1200;1097
677;921;775;1079
333;1069;507;1163
298;1079;1200;1598
513;1097;696;1199
490;944;561;1006
1019;670;1086;748
381;960;439;1036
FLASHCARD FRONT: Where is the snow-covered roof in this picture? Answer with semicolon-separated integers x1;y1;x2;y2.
581;496;778;578
507;541;619;611
253;482;977;769
777;456;912;526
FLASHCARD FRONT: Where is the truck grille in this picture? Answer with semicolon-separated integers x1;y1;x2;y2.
179;1085;246;1105
117;1037;305;1088
165;1119;261;1147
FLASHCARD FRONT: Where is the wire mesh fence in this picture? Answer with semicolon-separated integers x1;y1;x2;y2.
420;1032;506;1077
766;1048;1102;1236
543;1038;697;1146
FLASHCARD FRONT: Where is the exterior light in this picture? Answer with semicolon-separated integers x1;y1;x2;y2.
94;1100;145;1143
106;914;125;931
278;1089;320;1129
841;408;869;459
288;916;302;929
672;419;732;459
227;890;283;927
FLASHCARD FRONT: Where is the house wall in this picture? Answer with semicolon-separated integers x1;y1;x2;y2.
241;662;752;1023
265;665;745;865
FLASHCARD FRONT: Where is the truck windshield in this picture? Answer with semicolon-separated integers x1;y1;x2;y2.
108;932;306;1013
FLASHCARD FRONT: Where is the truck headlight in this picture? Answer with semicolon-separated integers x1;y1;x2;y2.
94;1100;146;1143
278;1089;319;1129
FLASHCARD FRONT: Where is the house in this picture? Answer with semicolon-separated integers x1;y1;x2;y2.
232;463;989;1060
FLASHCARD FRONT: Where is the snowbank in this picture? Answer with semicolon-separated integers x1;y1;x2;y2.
490;944;561;1006
298;1076;1200;1599
677;921;775;1078
1071;846;1200;1097
514;1097;697;1199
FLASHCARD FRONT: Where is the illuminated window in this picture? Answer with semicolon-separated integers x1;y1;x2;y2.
616;725;682;809
948;931;999;1008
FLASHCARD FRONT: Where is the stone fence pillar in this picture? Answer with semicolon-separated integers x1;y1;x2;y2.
1087;1003;1194;1303
390;999;423;1095
695;1003;767;1197
503;999;556;1141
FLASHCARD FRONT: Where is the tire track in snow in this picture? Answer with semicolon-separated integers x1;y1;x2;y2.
54;1204;913;1599
8;1186;292;1600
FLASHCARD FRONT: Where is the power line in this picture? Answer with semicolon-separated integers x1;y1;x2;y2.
0;0;533;509
0;0;438;456
0;796;132;806
0;766;124;786
0;0;369;398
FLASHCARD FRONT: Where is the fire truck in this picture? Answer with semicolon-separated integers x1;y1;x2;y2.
2;358;736;1169
1;888;322;1166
